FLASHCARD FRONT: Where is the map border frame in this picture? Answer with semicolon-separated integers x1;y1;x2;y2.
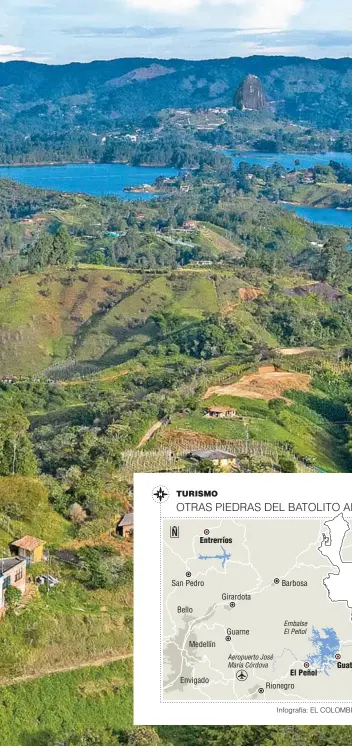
134;472;352;726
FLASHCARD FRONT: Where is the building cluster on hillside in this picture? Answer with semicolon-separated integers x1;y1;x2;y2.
301;170;314;184
0;510;136;616
204;405;237;419
0;536;45;616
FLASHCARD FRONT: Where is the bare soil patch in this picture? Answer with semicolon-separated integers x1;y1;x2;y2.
137;420;164;448
277;346;319;356
161;429;232;450
238;287;263;302
203;365;311;402
285;281;343;301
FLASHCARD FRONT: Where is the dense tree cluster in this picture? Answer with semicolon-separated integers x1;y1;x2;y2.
0;130;232;171
28;226;73;272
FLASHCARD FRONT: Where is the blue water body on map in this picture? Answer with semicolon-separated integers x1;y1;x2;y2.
199;545;231;568
0;163;178;199
307;627;340;673
282;203;352;228
231;151;352;171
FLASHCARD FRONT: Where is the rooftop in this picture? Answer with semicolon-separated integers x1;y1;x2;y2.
190;450;239;461
0;557;24;576
207;406;236;413
118;511;134;527
11;535;45;552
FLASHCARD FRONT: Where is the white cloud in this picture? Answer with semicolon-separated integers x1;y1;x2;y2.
241;0;305;28
0;44;25;59
125;0;305;28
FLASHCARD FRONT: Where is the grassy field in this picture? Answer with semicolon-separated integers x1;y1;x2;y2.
0;566;132;681
231;306;278;346
3;263;337;379
0;659;133;746
75;274;172;365
0;267;266;376
0;268;141;376
197;222;244;258
285;182;352;207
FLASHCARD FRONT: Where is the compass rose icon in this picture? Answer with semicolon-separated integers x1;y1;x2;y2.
152;485;170;503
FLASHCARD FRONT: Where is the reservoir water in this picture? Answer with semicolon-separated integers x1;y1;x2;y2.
1;153;352;226
2;152;352;200
282;203;352;228
231;151;352;171
230;151;352;227
0;162;178;200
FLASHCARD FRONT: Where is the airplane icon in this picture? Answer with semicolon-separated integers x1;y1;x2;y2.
236;670;248;681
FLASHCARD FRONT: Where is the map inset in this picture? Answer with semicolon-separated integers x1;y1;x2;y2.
163;516;352;701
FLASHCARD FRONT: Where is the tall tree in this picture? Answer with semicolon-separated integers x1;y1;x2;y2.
51;225;73;265
0;406;36;476
28;232;53;272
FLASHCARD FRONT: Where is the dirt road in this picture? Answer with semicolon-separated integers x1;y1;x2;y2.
0;652;133;686
137;419;165;448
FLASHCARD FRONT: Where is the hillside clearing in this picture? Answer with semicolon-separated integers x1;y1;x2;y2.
137;420;164;448
203;366;312;402
198;223;244;258
238;287;263;302
277;346;320;356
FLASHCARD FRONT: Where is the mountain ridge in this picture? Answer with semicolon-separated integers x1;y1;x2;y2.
0;55;352;129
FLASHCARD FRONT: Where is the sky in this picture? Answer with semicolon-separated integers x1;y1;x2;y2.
0;0;351;64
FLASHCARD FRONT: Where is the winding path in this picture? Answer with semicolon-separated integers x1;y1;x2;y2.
0;652;133;686
137;418;166;448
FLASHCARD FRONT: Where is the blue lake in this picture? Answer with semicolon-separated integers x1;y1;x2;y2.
231;151;352;171
2;152;352;201
1;153;352;226
282;203;352;228
230;151;352;227
0;163;178;200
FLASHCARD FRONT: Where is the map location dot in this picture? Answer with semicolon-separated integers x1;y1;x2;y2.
304;661;310;668
274;578;280;584
335;653;341;659
186;571;191;577
204;529;210;535
230;602;236;608
258;688;264;694
225;635;231;641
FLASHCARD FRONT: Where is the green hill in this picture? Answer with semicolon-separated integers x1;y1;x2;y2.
1;56;352;130
0;268;139;376
0;267;272;377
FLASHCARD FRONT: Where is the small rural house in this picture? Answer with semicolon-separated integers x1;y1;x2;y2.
189;450;240;469
0;557;26;614
117;511;134;538
205;406;237;419
11;536;45;564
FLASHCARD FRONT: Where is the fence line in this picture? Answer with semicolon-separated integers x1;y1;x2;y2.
121;440;316;476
